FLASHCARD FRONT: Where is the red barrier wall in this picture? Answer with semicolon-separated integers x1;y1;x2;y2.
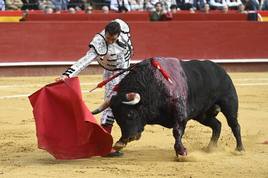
171;13;247;21
1;21;268;62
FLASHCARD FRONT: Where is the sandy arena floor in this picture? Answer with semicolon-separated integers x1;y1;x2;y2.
0;73;268;178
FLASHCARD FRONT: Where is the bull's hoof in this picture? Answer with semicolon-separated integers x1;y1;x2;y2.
175;154;188;162
175;148;187;157
113;140;127;151
235;145;245;152
232;149;245;156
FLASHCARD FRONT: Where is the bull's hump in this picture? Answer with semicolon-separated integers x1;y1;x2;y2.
153;57;188;118
153;57;187;91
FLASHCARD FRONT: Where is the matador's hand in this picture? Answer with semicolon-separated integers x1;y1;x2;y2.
55;75;69;82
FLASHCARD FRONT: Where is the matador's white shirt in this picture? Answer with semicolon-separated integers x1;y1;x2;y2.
63;19;133;77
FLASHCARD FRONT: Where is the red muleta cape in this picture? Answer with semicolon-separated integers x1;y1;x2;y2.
28;77;113;159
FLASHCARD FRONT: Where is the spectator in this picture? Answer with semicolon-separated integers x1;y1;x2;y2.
238;3;245;12
129;0;144;11
54;7;61;13
170;4;178;13
6;0;23;9
68;0;85;10
39;0;55;10
223;3;228;12
68;7;76;13
22;0;39;10
203;2;210;12
85;5;92;13
193;0;207;10
102;5;110;13
244;0;259;10
0;0;5;10
91;0;109;9
226;0;242;10
150;2;172;21
103;0;111;7
176;0;194;10
44;6;53;13
145;0;159;11
244;0;259;20
84;0;92;9
189;6;196;12
52;0;68;10
209;0;228;10
260;0;268;10
160;0;177;11
110;0;131;12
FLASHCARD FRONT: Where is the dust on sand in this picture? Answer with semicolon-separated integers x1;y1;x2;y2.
0;73;268;178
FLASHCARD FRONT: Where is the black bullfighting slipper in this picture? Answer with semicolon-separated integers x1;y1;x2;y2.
103;150;124;157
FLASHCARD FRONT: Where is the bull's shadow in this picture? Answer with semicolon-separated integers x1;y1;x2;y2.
122;148;212;162
122;148;175;162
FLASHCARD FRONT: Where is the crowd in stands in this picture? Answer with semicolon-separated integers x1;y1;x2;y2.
0;0;267;14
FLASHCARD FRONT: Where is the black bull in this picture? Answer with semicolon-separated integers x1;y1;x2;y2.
93;57;244;157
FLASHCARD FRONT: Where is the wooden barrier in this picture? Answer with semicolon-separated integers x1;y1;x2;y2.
171;12;247;21
0;21;268;63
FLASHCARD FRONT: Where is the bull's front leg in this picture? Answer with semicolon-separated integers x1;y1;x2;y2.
173;120;187;157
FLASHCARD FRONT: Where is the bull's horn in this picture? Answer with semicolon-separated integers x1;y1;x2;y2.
91;99;110;115
122;93;140;105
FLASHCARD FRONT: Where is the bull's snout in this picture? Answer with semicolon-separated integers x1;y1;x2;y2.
113;133;142;151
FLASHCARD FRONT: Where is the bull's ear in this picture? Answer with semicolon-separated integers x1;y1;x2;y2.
122;92;140;105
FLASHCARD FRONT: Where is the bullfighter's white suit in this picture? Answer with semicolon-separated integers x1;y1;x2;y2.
62;19;133;126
